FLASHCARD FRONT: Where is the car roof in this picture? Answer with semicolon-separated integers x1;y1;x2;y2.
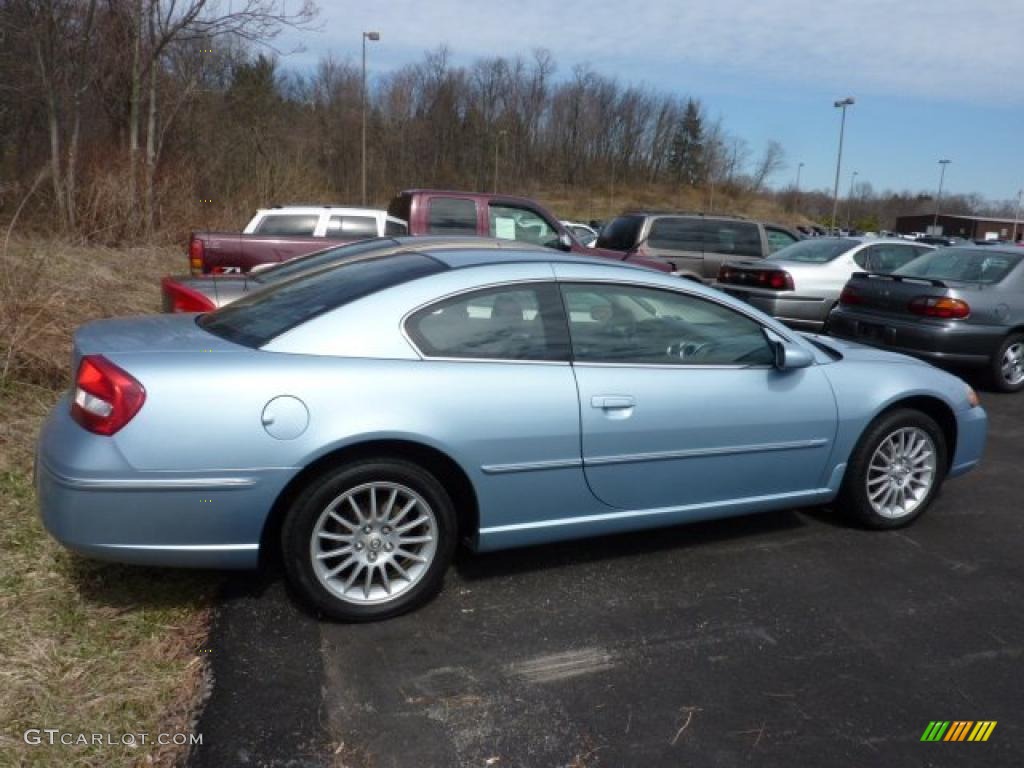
415;246;644;272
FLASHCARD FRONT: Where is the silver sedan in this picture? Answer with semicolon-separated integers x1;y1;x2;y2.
714;238;933;332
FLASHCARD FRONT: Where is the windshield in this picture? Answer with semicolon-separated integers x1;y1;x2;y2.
894;248;1022;284
768;238;859;263
200;253;446;347
253;238;400;284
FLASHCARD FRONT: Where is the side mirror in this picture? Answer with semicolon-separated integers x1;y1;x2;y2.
557;232;573;251
763;328;814;370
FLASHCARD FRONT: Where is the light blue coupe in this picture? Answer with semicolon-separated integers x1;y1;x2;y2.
37;244;987;620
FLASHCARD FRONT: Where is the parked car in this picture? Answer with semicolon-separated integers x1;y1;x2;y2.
38;246;986;620
187;206;407;275
594;211;802;281
162;236;547;312
915;235;965;247
561;221;598;247
829;245;1024;391
715;238;932;332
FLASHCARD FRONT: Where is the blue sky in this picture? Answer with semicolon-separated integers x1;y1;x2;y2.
275;0;1024;201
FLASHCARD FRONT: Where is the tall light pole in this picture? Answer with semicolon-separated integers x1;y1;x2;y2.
1013;188;1022;243
794;161;804;212
493;129;508;193
361;31;380;206
845;170;858;230
932;159;951;232
830;97;855;233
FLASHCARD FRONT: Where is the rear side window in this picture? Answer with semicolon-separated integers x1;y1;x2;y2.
254;214;319;236
406;284;569;361
325;215;378;238
199;253;446;348
428;198;478;235
647;218;704;251
385;219;408;235
595;215;644;251
701;221;762;258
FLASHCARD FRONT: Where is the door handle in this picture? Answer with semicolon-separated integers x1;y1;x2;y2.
591;395;636;409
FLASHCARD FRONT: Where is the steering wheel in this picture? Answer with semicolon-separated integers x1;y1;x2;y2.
666;340;714;360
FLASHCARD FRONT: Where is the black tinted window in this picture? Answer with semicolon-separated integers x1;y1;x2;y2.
428;198;477;235
254;214;319;236
325;215;378;237
386;193;412;223
253;238;399;285
200;253;445;347
701;221;762;258
647;218;704;251
385;219;409;235
406;284;569;361
595;215;644;251
562;283;773;365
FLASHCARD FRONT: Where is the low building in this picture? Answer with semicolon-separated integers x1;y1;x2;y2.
894;213;1022;242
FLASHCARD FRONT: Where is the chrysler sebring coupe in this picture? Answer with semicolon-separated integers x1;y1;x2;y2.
37;247;987;620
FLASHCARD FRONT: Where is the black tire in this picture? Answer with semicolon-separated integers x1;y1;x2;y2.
281;458;457;621
836;408;948;530
988;333;1024;393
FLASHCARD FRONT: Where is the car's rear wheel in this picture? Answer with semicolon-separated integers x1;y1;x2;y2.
989;334;1024;393
837;409;947;529
281;459;456;621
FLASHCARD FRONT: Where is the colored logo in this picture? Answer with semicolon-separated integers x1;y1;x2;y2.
921;721;997;742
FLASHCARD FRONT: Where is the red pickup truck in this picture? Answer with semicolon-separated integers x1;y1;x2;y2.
185;190;669;275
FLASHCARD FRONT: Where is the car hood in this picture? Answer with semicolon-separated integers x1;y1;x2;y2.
801;333;928;366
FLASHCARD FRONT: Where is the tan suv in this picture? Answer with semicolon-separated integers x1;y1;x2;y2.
595;211;802;281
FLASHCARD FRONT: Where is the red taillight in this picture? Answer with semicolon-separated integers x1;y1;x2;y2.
188;235;205;275
839;286;864;306
161;276;216;313
71;355;146;436
908;296;970;319
766;271;794;290
718;266;793;291
718;266;736;282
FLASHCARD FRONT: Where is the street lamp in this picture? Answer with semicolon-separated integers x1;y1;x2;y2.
830;97;855;233
932;159;951;233
361;31;380;206
794;161;804;212
1013;188;1022;243
845;170;858;230
493;129;508;193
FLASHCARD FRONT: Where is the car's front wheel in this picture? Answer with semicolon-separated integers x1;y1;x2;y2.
837;409;947;529
281;459;457;621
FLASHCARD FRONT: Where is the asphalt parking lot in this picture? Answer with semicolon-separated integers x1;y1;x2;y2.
191;388;1022;768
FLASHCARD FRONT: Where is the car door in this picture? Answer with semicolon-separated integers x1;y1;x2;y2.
557;274;837;512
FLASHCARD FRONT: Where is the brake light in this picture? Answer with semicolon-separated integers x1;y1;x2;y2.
766;271;794;290
161;276;216;313
908;296;970;319
188;235;205;274
717;266;794;291
839;286;864;306
71;355;146;435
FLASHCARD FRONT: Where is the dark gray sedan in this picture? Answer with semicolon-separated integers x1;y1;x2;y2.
828;246;1024;391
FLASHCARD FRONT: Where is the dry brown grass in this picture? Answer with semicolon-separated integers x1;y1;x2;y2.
0;237;217;768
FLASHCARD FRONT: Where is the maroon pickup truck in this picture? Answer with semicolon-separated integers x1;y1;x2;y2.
185;190;669;275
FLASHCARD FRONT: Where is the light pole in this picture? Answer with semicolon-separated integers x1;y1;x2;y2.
493;129;508;193
794;161;804;212
830;97;855;233
845;170;858;230
932;159;951;232
361;31;380;206
1011;188;1022;243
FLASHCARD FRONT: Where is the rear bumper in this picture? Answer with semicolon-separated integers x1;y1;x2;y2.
827;309;1004;367
950;405;987;478
716;285;831;331
36;396;292;569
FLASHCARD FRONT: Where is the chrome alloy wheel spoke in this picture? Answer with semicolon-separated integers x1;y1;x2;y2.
1002;343;1024;385
865;427;937;519
310;481;438;605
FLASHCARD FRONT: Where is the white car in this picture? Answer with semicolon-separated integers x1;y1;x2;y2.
560;221;598;247
244;206;408;238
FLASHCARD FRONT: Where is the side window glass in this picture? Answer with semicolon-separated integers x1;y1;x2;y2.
647;218;703;251
254;214;319;236
766;228;798;253
406;284;569;361
561;283;774;366
385;219;408;235
325;216;378;237
701;221;763;258
489;204;559;248
853;246;876;270
427;198;478;235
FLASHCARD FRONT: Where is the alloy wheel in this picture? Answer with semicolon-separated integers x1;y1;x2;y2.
866;427;937;519
1001;342;1024;386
